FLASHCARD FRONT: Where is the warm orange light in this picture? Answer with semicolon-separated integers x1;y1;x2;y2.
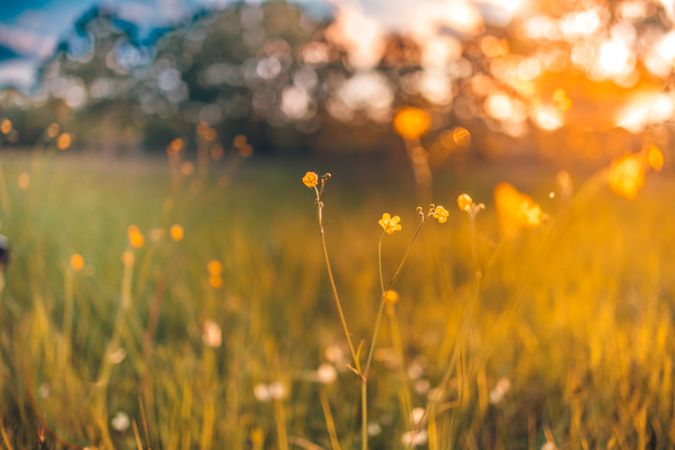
494;182;547;237
127;225;145;249
393;107;431;141
57;133;72;151
646;145;664;172
608;154;645;199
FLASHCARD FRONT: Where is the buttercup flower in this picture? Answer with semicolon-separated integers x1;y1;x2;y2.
384;289;400;305
302;171;319;188
393;107;431;140
378;213;402;235
127;225;145;249
170;224;184;242
431;205;449;223
70;253;85;272
608;154;645;199
646;145;664;172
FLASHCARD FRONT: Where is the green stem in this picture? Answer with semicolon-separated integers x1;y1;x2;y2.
363;218;426;379
314;186;360;372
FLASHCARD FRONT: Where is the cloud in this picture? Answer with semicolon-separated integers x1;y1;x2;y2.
0;24;56;59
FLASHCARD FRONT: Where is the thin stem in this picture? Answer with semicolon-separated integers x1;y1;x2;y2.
363;217;426;379
469;214;478;271
313;186;361;373
361;381;368;450
378;233;385;293
319;389;341;450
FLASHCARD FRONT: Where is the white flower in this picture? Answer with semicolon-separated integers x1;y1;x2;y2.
316;363;337;384
489;377;511;404
111;411;130;432
410;407;425;425
367;423;382;436
254;383;271;402
268;381;288;400
401;430;428;446
202;320;222;348
414;379;430;394
108;347;127;365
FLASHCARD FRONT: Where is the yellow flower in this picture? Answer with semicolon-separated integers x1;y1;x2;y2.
70;253;85;272
494;182;547;238
170;224;184;242
167;137;184;155
393;107;431;140
302;171;318;188
608;154;645;199
57;133;72;151
0;119;12;135
127;225;145;249
431;205;449;223
207;259;222;276
457;193;474;213
646;145;664;172
384;290;400;305
457;193;485;216
378;213;402;235
209;274;223;288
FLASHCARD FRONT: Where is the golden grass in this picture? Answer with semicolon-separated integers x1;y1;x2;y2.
0;153;672;449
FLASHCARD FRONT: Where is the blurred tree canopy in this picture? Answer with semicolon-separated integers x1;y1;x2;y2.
0;0;674;161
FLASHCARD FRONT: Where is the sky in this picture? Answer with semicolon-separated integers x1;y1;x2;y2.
0;0;243;89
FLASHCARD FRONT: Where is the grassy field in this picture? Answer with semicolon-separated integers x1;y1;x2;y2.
0;152;673;449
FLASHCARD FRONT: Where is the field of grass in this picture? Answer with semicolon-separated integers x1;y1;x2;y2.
0;152;673;449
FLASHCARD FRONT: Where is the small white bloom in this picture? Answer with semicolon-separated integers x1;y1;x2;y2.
268;381;288;400
111;411;130;432
367;422;382;436
489;377;511;404
254;383;271;402
202;319;222;348
407;362;424;380
37;384;50;399
411;407;425;425
541;443;557;450
108;347;127;365
401;430;427;446
414;379;430;394
316;363;337;384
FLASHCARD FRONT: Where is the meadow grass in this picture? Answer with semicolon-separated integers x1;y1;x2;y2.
0;152;673;449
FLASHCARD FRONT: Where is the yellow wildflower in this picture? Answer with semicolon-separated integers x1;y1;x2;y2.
393;107;431;140
170;224;184;242
457;193;474;212
646;145;664;172
57;133;72;151
494;182;547;238
431;205;449;223
70;253;85;272
384;290;400;305
457;193;485;216
127;225;145;249
608;154;645;199
302;171;319;188
207;259;222;275
379;213;402;235
0;119;12;135
209;274;223;288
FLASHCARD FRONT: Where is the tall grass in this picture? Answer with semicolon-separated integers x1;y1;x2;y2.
0;152;672;449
